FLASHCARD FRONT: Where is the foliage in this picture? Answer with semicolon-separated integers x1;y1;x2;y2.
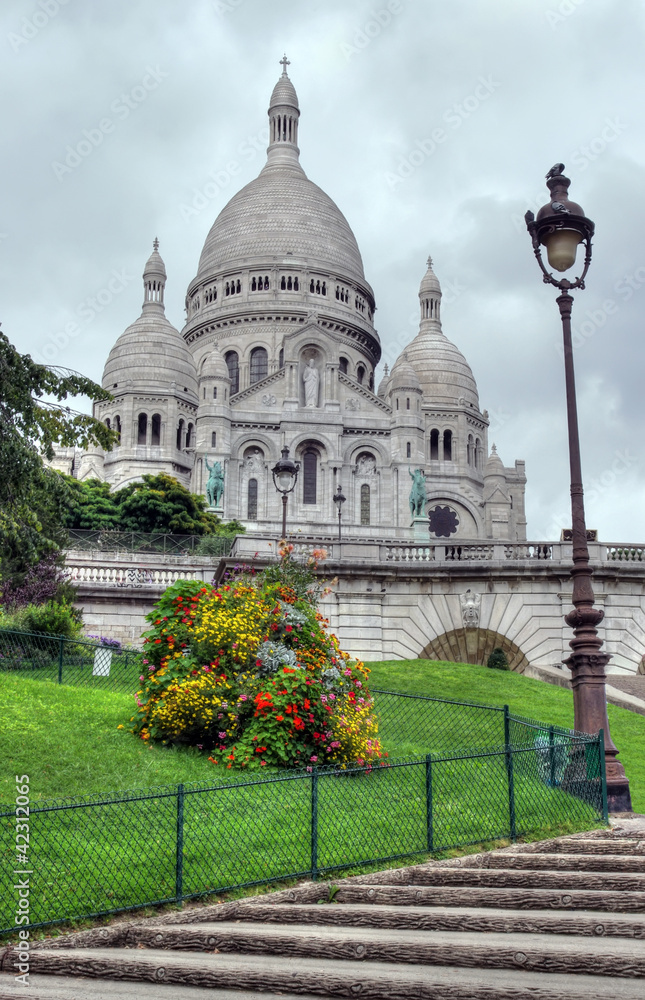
62;473;244;537
130;546;384;770
0;329;116;597
0;600;83;639
0;551;74;611
487;648;510;671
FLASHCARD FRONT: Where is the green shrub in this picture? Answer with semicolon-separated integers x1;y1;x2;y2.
0;601;83;639
487;648;509;671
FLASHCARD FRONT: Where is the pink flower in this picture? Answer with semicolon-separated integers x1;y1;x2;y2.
218;732;227;739
310;755;318;762
344;669;352;676
239;694;248;702
139;675;144;682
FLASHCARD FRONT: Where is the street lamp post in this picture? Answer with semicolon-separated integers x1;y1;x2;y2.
525;165;631;813
333;484;346;542
271;447;300;541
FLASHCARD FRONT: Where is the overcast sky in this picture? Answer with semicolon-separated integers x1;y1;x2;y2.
2;0;644;542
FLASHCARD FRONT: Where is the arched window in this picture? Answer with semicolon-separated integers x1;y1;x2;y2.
176;418;184;450
278;347;284;368
467;434;474;466
357;365;365;385
185;423;193;448
225;351;239;394
406;442;411;458
114;415;121;444
105;417;111;430
443;429;452;461
247;478;258;520
339;357;348;374
302;449;318;505
360;483;370;526
369;372;374;391
213;386;217;399
406;397;410;410
430;428;439;460
475;437;482;471
250;346;268;384
151;413;161;446
211;431;217;447
137;413;148;445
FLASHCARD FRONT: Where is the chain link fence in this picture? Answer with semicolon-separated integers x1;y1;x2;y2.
0;630;608;933
0;736;606;934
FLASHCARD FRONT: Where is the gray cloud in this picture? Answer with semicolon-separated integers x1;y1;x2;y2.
1;0;644;541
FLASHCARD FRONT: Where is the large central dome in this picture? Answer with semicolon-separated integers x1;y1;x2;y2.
196;168;366;285
194;62;368;289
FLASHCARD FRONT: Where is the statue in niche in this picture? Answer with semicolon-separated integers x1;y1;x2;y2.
460;590;481;629
205;457;225;508
408;467;426;516
355;454;376;477
244;449;264;474
303;358;319;407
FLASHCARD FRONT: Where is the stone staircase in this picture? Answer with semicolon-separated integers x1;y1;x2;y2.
1;821;644;999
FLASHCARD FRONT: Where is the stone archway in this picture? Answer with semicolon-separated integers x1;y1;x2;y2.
420;628;530;672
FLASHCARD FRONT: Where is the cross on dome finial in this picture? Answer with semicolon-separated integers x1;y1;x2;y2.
280;54;290;76
426;255;433;268
153;237;159;251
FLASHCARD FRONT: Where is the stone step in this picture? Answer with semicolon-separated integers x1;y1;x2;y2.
526;838;644;854
122;920;645;978
192;901;645;938
9;947;645;999
179;880;645;914
478;853;645;873
0;974;319;1000
348;864;645;892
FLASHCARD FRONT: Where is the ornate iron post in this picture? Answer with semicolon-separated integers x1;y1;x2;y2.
271;447;300;541
525;165;631;813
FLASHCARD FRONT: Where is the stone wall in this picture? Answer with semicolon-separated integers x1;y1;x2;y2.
65;536;645;674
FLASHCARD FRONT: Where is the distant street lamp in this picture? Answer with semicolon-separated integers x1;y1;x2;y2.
333;484;346;542
271;447;300;541
525;164;631;813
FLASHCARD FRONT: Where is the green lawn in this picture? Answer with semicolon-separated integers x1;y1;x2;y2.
2;660;637;933
366;659;645;814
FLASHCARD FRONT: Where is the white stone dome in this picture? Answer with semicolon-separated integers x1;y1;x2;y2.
403;330;479;408
199;351;230;381
389;355;422;392
103;242;198;399
194;66;368;289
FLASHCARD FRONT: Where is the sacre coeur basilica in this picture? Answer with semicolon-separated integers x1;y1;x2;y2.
59;59;527;544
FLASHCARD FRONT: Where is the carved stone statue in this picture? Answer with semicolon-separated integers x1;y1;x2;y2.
460;589;481;629
205;457;224;508
355;454;376;476
408;467;426;516
303;358;319;407
244;448;264;474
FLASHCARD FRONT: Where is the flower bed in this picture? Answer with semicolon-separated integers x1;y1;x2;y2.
129;547;385;771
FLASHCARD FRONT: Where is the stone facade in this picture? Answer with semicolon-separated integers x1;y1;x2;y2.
63;63;526;544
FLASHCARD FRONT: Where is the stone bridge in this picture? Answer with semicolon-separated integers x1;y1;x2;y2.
66;535;645;675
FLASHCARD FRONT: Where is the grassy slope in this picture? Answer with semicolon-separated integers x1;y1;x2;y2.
366;659;645;814
2;661;642;811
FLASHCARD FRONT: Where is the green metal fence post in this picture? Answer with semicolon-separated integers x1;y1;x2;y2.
57;637;64;685
598;729;609;824
548;725;556;788
425;754;434;852
176;783;185;904
311;767;319;880
503;705;517;841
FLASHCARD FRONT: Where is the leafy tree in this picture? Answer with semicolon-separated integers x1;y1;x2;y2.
63;473;244;536
0;328;116;599
486;647;510;671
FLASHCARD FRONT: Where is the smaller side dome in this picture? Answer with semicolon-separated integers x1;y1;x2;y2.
484;444;505;479
199;351;231;382
419;255;441;296
389;354;422;393
376;363;391;398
